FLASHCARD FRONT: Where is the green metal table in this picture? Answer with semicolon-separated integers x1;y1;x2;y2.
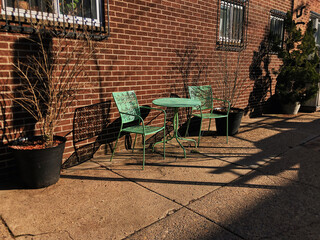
152;97;201;157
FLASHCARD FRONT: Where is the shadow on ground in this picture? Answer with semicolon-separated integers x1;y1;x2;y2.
59;113;320;239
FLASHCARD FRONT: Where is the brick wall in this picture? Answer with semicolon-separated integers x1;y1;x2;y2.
293;0;320;23
0;0;299;178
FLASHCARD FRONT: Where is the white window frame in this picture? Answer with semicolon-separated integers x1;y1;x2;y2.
219;1;244;43
1;0;102;27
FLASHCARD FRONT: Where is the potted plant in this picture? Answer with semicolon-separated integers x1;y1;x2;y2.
275;12;319;114
213;51;249;136
7;29;94;188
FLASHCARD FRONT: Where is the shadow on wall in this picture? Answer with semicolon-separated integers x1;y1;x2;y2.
0;94;17;179
166;43;210;134
0;35;53;180
12;34;54;136
62;102;158;169
246;27;274;117
62;101;112;169
169;43;210;98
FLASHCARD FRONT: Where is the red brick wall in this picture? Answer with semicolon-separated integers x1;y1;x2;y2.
0;0;296;178
293;0;320;23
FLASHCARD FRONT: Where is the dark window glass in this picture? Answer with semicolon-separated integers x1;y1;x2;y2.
269;15;284;51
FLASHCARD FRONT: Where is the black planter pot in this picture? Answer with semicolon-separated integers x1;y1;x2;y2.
9;136;66;189
214;107;244;136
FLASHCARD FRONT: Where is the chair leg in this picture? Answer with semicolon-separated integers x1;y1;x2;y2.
142;135;146;170
185;116;191;137
226;116;229;144
110;131;121;162
132;133;138;152
197;118;203;147
208;119;212;132
163;128;166;160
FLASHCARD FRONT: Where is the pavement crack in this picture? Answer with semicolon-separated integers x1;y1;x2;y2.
0;215;15;238
183;205;246;239
15;230;74;239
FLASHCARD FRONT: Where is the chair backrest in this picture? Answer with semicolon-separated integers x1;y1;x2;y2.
112;91;141;124
188;85;213;110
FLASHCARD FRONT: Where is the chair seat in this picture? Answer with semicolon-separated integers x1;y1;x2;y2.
192;113;228;119
122;125;164;135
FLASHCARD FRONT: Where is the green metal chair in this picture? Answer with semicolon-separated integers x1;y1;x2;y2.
186;85;230;146
110;91;166;169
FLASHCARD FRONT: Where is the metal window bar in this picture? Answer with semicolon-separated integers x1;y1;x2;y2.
217;0;248;51
3;0;7;30
81;0;84;31
28;0;33;32
72;0;75;36
62;0;66;33
89;0;93;35
40;0;43;25
0;0;110;40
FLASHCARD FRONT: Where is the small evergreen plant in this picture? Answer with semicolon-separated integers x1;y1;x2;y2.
275;12;320;104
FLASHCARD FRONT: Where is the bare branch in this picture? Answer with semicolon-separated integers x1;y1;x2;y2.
7;28;95;147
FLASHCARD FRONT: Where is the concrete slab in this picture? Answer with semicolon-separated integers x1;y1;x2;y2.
1;112;320;240
188;172;320;239
0;165;179;240
106;152;250;206
127;207;241;240
258;144;320;188
15;231;72;240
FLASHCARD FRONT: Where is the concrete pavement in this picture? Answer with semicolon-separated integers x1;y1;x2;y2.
1;112;320;239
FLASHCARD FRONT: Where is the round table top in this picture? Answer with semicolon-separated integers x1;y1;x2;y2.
153;98;201;108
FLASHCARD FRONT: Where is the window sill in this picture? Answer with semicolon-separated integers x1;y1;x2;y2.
0;13;107;38
216;41;246;51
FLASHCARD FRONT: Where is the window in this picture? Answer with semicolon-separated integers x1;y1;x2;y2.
314;20;320;46
2;0;102;26
269;10;285;52
218;0;248;50
310;12;320;47
1;0;109;39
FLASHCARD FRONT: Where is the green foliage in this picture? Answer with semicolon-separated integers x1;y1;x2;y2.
61;0;80;15
276;12;320;104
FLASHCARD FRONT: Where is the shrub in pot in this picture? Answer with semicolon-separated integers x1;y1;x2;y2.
213;51;248;136
7;29;94;188
275;12;320;114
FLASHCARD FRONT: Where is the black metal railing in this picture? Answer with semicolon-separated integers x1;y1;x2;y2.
217;0;249;51
0;0;110;40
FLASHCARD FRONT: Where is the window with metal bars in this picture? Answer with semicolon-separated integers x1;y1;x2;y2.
0;0;109;40
217;0;248;50
269;10;285;52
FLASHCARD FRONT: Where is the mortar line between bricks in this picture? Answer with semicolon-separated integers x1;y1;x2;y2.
97;164;246;239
